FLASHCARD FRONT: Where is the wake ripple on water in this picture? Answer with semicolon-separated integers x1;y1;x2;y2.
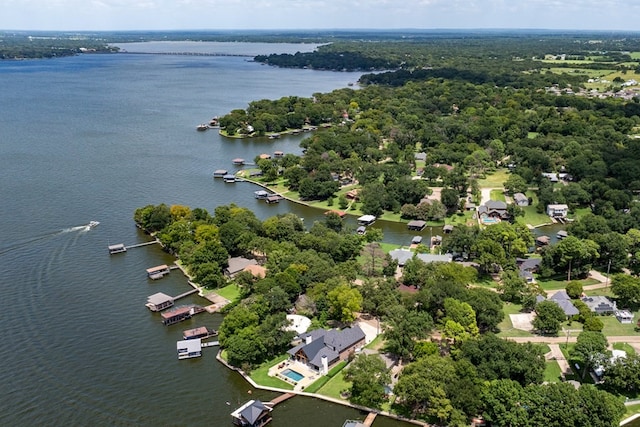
0;224;94;256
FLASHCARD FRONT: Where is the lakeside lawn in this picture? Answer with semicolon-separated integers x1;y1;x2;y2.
249;354;295;390
215;283;242;302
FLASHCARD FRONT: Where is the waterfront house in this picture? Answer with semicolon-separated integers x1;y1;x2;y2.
231;400;272;427
145;292;174;311
225;256;258;277
478;200;509;220
177;338;202;359
513;193;529;206
287;326;366;374
407;220;426;231
547;204;569;218
146;264;170;280
108;243;127;254
388;249;452;267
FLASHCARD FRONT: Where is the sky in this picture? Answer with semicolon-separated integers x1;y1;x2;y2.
1;0;639;32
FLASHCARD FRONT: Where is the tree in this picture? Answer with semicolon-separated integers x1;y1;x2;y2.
441;298;479;344
532;300;566;336
601;353;640;395
572;331;609;379
565;280;584;299
503;173;528;195
481;380;529;427
383;306;433;361
611;274;640;309
440;188;461;213
343;354;391;408
326;284;363;324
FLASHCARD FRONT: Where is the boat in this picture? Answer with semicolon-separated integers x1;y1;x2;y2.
88;221;100;229
196;124;208;131
209;117;219;127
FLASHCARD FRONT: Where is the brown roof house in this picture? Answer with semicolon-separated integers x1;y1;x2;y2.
478;200;509;220
287;326;366;374
225;256;258;277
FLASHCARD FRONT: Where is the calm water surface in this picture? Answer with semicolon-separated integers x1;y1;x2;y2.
0;43;414;426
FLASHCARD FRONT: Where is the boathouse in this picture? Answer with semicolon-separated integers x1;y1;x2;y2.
407;220;426;231
265;194;283;204
356;226;366;235
161;305;204;326
213;169;228;178
411;236;422;245
223;174;236;183
108;243;127;254
146;264;171;280
254;190;269;199
273;150;284;157
183;326;217;340
177;338;202;360
357;215;376;226
145;292;174;311
231;400;272;427
232;158;245;165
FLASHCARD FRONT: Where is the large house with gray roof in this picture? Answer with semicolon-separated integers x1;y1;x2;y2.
287;326;366;374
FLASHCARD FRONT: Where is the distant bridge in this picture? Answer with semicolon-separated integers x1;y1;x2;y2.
117;51;254;58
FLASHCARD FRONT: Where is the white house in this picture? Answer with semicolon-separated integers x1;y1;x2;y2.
547;204;568;218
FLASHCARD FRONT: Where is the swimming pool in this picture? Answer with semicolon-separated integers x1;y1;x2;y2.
282;368;304;382
482;217;500;224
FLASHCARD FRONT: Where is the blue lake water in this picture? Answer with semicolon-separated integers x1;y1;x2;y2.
0;43;413;427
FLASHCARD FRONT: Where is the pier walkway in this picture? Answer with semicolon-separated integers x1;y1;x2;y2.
363;412;377;426
126;241;158;249
173;288;199;300
267;392;296;407
202;341;219;348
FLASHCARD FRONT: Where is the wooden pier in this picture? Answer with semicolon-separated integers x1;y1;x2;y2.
266;392;296;407
108;240;157;254
363;412;377;426
201;341;219;347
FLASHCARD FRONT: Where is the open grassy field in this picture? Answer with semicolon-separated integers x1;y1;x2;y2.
477;168;510;188
315;369;350;399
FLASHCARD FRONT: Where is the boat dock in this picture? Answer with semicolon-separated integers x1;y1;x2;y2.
108;240;158;254
145;288;199;311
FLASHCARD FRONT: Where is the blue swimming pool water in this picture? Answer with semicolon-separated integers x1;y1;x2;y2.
282;368;304;382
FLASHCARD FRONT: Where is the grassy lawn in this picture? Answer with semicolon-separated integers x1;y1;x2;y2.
490;189;506;201
316;369;351;400
535;276;599;291
544;360;564;383
249;354;294;390
600;315;638;336
365;334;385;351
624;403;640;420
215;283;242;302
477;169;510;188
517;193;553;227
446;211;476;227
613;342;636;355
496;302;537;338
471;274;498;289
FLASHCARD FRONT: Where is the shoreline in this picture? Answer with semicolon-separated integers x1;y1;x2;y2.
215;351;430;427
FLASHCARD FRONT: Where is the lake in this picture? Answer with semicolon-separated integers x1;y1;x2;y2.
0;42;416;426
